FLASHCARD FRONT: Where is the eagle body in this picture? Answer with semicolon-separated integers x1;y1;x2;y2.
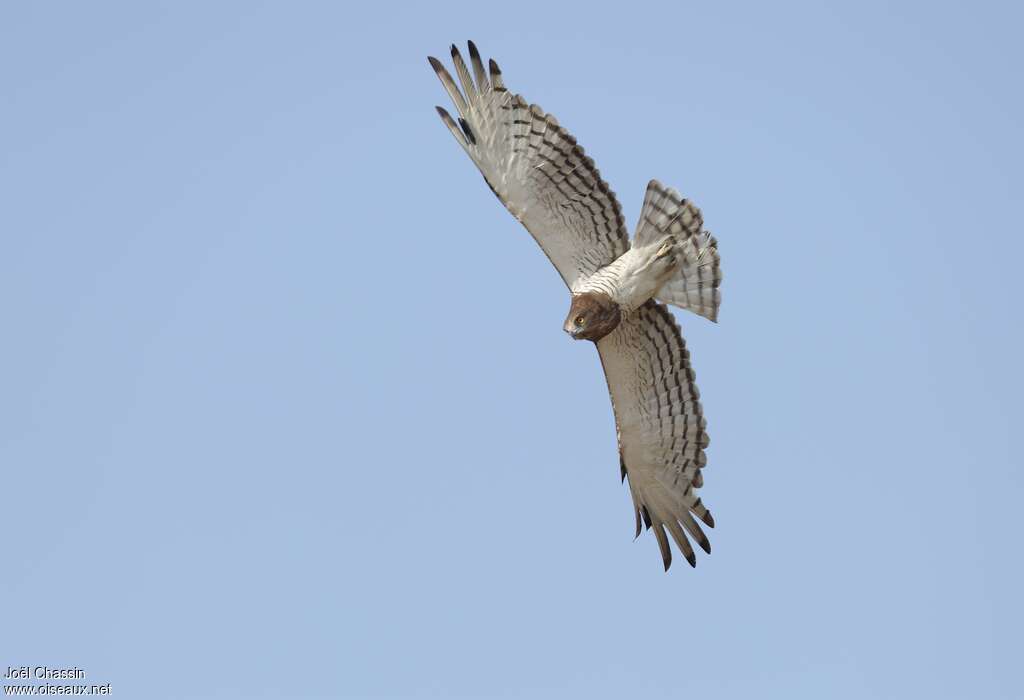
564;238;678;341
570;236;678;325
430;42;723;571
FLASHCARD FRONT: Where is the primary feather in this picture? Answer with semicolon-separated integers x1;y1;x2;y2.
429;42;629;288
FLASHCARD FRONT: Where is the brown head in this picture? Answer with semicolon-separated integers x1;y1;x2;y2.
564;292;622;342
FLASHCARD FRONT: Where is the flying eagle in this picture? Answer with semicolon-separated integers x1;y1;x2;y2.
429;42;723;570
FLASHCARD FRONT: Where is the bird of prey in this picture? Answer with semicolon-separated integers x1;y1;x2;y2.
429;42;723;570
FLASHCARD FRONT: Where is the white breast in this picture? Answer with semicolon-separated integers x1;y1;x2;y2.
572;237;677;312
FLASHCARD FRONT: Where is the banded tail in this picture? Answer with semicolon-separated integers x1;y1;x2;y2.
634;180;722;322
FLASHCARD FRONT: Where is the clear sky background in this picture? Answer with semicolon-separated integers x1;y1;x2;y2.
2;2;1022;698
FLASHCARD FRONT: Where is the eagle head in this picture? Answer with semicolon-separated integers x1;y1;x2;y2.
564;292;622;342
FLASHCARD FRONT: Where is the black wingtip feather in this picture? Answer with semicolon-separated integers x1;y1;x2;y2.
654;525;672;571
467;40;488;89
458;117;476;144
427;56;443;71
487;58;506;90
697;535;711;555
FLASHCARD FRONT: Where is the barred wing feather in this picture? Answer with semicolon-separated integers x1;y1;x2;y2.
597;301;715;570
430;42;630;288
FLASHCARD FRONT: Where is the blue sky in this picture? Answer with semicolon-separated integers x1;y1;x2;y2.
2;2;1022;698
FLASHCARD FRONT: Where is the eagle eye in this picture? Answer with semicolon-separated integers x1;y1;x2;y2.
575;315;585;327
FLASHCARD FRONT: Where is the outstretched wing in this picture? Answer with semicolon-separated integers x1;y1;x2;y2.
597;300;715;570
429;42;630;288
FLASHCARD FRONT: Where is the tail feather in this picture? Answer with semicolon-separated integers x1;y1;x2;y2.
634;179;704;246
634;180;722;322
658;232;721;322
